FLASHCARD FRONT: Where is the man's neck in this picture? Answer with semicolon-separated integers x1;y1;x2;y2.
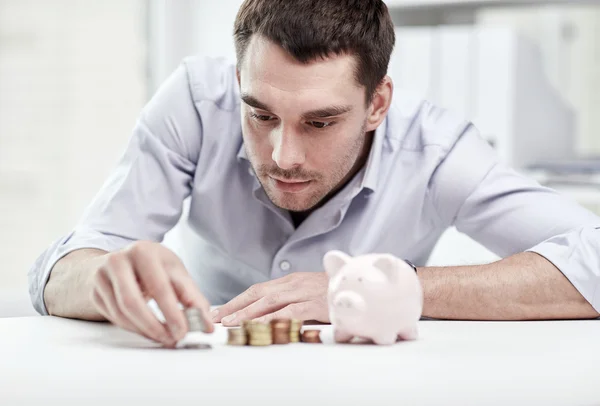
290;211;311;228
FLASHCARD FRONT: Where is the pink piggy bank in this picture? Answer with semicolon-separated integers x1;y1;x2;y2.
323;250;423;345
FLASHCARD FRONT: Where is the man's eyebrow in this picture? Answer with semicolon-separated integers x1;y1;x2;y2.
302;105;353;119
241;93;272;112
241;93;352;118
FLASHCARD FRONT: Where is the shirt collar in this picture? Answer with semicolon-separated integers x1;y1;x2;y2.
236;116;387;193
359;116;386;193
237;138;249;161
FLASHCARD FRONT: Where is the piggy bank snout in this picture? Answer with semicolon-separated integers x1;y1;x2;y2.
332;291;366;312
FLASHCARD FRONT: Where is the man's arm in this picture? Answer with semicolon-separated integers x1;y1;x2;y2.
419;251;599;320
43;249;107;320
28;60;203;317
427;123;600;319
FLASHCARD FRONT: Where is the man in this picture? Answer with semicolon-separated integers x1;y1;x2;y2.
30;0;600;348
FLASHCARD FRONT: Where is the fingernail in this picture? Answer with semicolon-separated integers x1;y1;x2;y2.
210;309;219;321
222;314;236;324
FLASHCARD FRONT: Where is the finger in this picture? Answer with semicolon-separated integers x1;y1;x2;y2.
104;255;175;346
92;288;147;338
130;248;188;341
220;288;300;327
254;301;313;324
91;289;112;321
213;279;285;323
94;270;154;340
94;270;126;323
171;274;214;333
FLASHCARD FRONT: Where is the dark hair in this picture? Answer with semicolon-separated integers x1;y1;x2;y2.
233;0;395;104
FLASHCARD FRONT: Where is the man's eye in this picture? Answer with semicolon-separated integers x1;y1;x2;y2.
310;121;331;129
250;113;273;121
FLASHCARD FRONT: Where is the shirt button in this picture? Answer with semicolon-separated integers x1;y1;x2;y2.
279;260;291;271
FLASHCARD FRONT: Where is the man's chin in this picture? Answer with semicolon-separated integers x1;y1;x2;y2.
272;198;313;212
266;189;321;212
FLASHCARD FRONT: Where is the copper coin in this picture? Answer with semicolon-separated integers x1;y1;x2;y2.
301;329;321;343
272;333;291;345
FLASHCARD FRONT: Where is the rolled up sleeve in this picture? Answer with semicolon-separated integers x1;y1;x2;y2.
28;61;203;315
429;124;600;313
525;227;600;313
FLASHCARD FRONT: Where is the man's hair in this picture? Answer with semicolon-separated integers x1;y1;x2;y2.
233;0;395;104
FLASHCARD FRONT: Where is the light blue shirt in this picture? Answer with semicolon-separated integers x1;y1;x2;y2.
29;56;600;315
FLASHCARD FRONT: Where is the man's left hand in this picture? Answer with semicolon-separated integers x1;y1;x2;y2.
211;272;330;326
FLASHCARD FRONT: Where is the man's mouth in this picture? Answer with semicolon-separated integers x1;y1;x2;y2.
269;176;312;193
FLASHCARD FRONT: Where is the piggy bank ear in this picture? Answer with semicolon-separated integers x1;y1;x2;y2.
323;250;351;279
372;254;401;282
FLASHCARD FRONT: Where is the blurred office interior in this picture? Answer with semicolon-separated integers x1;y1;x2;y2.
0;0;599;317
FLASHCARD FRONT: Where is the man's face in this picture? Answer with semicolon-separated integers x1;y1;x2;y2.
238;36;373;213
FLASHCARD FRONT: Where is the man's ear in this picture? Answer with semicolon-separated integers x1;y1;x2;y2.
372;254;400;283
323;250;351;279
236;67;241;87
365;75;393;132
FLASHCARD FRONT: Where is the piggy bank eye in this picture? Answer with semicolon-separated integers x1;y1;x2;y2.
358;277;363;282
342;276;347;281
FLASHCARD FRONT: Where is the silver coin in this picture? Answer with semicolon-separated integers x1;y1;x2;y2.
178;343;212;350
185;308;206;332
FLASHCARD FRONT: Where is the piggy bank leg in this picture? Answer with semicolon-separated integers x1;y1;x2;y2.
334;329;354;343
398;326;419;341
372;333;398;346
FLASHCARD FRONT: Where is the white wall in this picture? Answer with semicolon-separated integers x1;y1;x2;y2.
0;0;147;316
147;0;244;94
476;5;600;156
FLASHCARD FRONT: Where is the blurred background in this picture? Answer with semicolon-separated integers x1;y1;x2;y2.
1;0;599;317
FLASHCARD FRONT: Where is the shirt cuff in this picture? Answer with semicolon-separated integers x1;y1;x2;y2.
525;225;600;314
28;227;134;315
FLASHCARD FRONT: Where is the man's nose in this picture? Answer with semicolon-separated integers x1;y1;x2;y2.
271;126;305;170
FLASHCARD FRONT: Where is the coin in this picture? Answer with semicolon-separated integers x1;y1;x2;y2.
227;328;247;345
271;319;291;328
245;321;273;346
301;329;322;343
271;319;291;344
184;308;207;333
248;325;271;332
289;319;302;343
177;343;212;350
248;334;271;339
249;340;271;346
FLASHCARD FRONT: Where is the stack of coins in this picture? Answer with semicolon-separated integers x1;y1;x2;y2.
289;319;302;343
301;329;321;343
271;319;291;344
227;328;247;345
245;321;272;346
184;308;206;332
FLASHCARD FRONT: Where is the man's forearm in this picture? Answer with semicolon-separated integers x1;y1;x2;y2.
43;248;108;320
418;251;599;320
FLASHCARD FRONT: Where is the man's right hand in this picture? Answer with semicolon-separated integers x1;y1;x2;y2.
90;241;214;347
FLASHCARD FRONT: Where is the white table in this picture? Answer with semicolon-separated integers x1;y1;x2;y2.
1;316;599;405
